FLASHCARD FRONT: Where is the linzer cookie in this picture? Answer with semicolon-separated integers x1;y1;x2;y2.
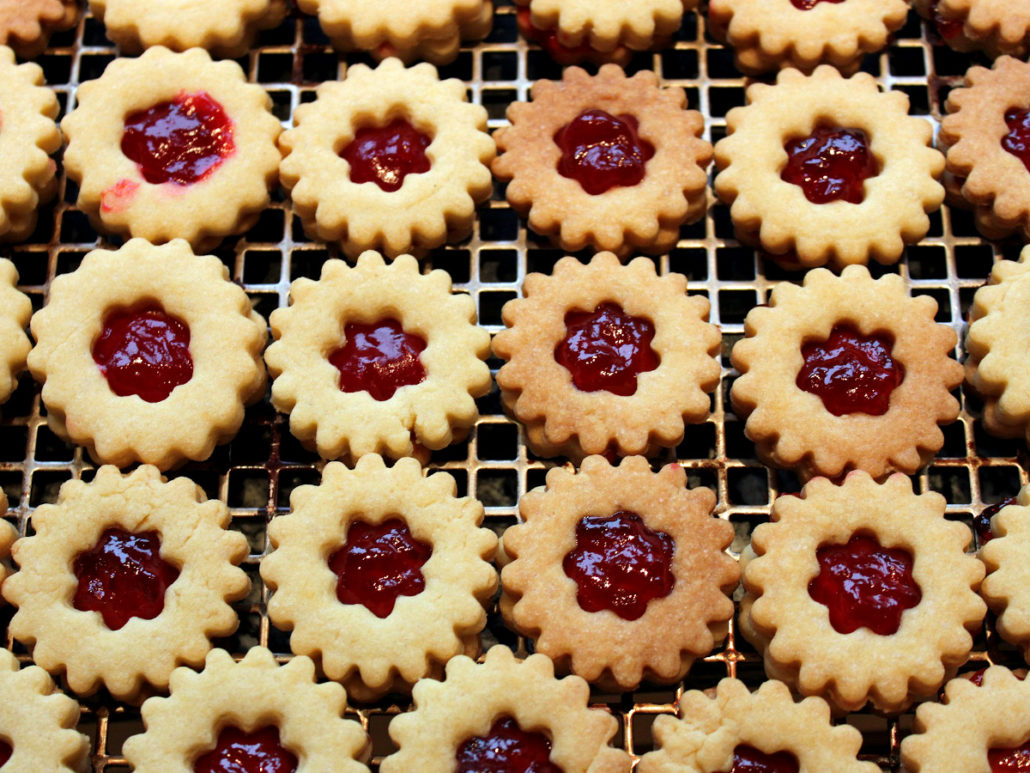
0;259;31;407
913;0;1030;58
0;0;79;58
714;65;944;270
492;65;712;256
61;46;281;251
980;487;1030;661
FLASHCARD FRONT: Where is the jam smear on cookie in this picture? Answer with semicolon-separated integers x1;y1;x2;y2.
975;497;1019;546
555;302;659;396
330;319;427;402
341;119;432;193
456;716;561;773
555;110;655;195
781;127;878;204
194;725;298;773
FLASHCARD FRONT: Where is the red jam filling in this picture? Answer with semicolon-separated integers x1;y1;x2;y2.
790;0;844;7
781;126;878;204
92;305;194;403
990;743;1030;772
796;325;904;417
194;726;298;773
122;92;234;186
929;0;963;39
73;528;180;631
554;302;659;397
0;740;10;766
329;319;427;402
808;533;921;635
555;109;655;195
725;745;800;773
975;497;1018;546
516;7;598;63
562;510;676;621
329;518;432;619
1002;108;1030;174
341;118;432;193
456;716;561;773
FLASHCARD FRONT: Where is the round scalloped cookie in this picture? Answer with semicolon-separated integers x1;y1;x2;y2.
514;0;693;54
2;466;250;702
0;0;79;58
0;47;61;243
0;258;31;406
27;239;268;470
638;678;879;772
0;501;15;603
88;0;289;57
980;486;1030;661
380;646;632;773
914;0;1030;58
61;46;281;252
714;65;944;270
279;58;495;259
261;455;498;702
123;647;371;771
492;64;712;257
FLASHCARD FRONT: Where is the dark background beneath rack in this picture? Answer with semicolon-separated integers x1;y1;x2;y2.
1;1;1028;769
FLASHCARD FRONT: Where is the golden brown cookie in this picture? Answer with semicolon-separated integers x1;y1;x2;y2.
0;0;79;58
914;0;1030;58
979;485;1030;662
0;258;31;406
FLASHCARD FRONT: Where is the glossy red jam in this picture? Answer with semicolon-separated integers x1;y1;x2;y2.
725;745;799;773
341;118;431;192
781;126;878;204
1002;108;1030;174
554;302;659;397
73;528;180;631
790;0;844;7
194;726;297;773
456;716;561;773
329;319;427;402
796;325;904;416
329;519;432;619
929;0;963;39
516;7;598;64
808;534;921;635
0;740;10;766
555;109;655;195
92;305;194;403
562;510;675;621
122;92;234;186
975;497;1018;546
990;743;1030;772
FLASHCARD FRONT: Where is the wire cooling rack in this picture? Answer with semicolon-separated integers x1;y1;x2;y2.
1;1;1028;769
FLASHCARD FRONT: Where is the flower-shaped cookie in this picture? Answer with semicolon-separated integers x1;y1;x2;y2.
707;0;908;75
2;466;250;702
731;264;963;480
0;503;16;602
0;259;31;406
0;47;61;243
980;485;1030;661
61;46;281;252
262;455;498;702
88;0;288;57
123;647;371;771
265;251;491;462
965;249;1030;444
0;0;79;58
637;678;879;772
914;0;1030;58
380;646;632;773
501;456;738;692
494;252;721;460
714;65;944;270
740;473;986;714
0;648;89;773
493;65;713;256
280;58;495;260
28;239;268;470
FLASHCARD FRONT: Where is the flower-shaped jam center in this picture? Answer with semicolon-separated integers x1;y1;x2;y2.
725;745;799;773
329;319;427;402
73;528;181;631
554;302;659;397
790;0;844;8
929;0;963;39
516;7;597;63
562;510;676;621
195;726;298;773
808;533;922;635
92;304;194;403
456;716;560;773
989;743;1030;772
1002;108;1030;174
974;497;1018;546
341;118;432;193
781;126;878;204
555;109;655;195
329;518;432;619
122;92;235;186
796;325;904;417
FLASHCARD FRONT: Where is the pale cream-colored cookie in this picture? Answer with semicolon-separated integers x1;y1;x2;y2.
730;264;963;480
27;239;268;470
714;65;944;270
0;648;89;773
123;647;371;772
265;251;491;462
637;678;879;773
500;456;738;692
88;0;288;57
262;455;498;702
0;499;16;604
492;65;713;257
707;0;908;75
380;646;632;773
0;0;79;58
0;47;61;243
979;485;1030;662
0;258;31;406
493;252;721;460
279;58;495;260
61;46;281;252
515;0;693;54
913;0;1030;58
2;465;250;702
740;473;986;714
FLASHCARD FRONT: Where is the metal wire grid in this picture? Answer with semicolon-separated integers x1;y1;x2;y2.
0;1;1028;769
